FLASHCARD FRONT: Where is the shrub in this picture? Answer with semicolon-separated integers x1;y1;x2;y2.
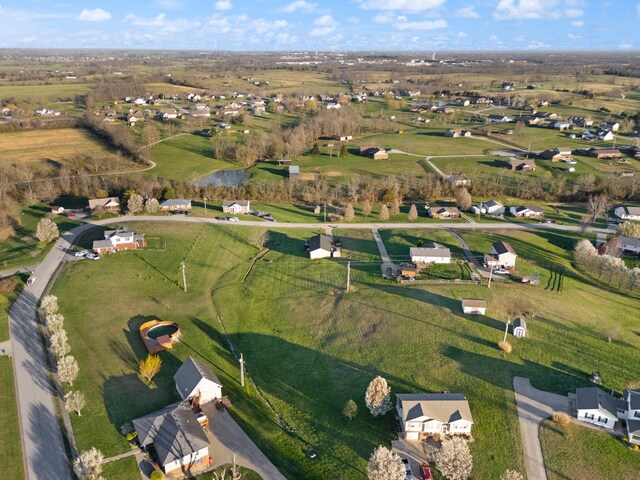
126;431;138;441
150;470;163;480
498;341;512;353
553;411;571;426
0;278;18;293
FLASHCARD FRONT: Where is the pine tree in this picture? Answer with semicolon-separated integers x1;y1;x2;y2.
343;399;358;420
390;198;401;217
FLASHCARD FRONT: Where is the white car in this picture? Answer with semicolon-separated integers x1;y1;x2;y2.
564;159;577;165
74;250;87;257
26;276;37;286
228;217;240;222
494;268;509;275
86;253;100;260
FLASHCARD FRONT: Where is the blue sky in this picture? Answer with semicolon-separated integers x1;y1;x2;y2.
0;1;638;50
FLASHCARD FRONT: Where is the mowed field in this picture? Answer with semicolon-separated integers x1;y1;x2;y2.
52;222;640;479
0;83;92;101
0;128;125;167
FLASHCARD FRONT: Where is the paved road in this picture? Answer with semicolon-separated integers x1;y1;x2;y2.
513;377;570;480
9;224;95;480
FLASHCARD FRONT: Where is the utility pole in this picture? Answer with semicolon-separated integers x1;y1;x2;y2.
487;265;494;288
346;261;351;292
180;262;187;292
203;196;207;215
239;353;245;388
503;320;511;343
324;202;327;223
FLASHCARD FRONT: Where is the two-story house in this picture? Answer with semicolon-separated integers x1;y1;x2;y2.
396;393;473;441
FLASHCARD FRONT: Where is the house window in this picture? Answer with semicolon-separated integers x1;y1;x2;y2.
598;416;608;424
634;411;640;419
585;413;595;420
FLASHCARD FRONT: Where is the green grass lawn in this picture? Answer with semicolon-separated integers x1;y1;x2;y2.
0;357;24;480
101;456;139;480
540;419;640;480
0;275;24;342
0;204;81;271
52;222;640;479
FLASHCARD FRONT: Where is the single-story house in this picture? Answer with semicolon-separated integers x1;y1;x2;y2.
410;243;451;264
333;135;353;141
222;200;251;215
174;356;223;407
427;206;461;219
521;275;540;285
88;196;121;213
461;298;486;315
93;227;146;254
600;121;620;132
484;240;517;268
589;148;621;159
396;393;473;441
541;147;573;162
359;146;389;160
306;234;341;259
471;200;505;216
512;317;526;338
615;235;640;254
447;174;471;187
620;390;640;445
575;387;624;430
127;109;145;123
509;205;544;218
159;199;192;211
133;403;211;476
444;129;471;138
488;114;512;123
614;206;640;221
596;130;615;141
508;158;536;171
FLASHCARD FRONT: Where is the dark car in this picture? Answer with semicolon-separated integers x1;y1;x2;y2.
216;216;228;221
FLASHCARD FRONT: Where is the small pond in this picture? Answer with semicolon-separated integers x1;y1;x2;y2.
197;169;249;187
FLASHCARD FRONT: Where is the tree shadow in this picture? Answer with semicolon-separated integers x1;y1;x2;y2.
27;403;72;480
264;230;310;258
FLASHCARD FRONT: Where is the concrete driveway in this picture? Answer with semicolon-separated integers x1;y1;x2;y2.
201;403;286;480
513;377;570;480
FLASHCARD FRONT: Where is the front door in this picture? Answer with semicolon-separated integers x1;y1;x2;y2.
442;424;449;434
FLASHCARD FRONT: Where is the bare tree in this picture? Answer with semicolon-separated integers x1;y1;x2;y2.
344;204;355;221
365;376;392;416
65;391;86;417
41;295;59;315
127;193;144;213
367;445;405;480
58;355;80;386
35;218;59;243
145;198;159;213
362;200;372;218
73;447;103;479
436;437;473;480
455;188;472;211
50;330;70;358
587;193;609;223
408;204;418;222
379;205;390;221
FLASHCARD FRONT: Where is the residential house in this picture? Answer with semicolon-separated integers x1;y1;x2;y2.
359;146;389;160
484;240;517;268
614;206;640;221
88;196;121;213
619;390;640;445
461;298;486;315
158;108;178;120
447;174;471;187
444;129;471;138
288;165;300;179
512;318;527;338
508;158;536;171
615;236;640;254
100;108;116;118
541;147;573;162
410;243;452;264
127;109;145;124
600;121;620;132
596;130;615;141
487;114;512;123
427;206;461;219
509;205;544;218
306;234;341;259
570;116;593;128
92;227;145;254
501;82;514;91
222;200;251;215
535;112;558;120
133;96;147;105
589;148;621;159
551;121;572;131
51;206;65;215
159;199;192;211
326;103;341;110
396;393;473;441
471;200;505;216
174;356;223;407
132;403;211;476
333;135;353;142
35;107;60;116
575;387;624;430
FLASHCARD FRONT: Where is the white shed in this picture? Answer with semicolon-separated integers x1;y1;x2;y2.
461;298;487;315
512;317;527;338
174;357;223;406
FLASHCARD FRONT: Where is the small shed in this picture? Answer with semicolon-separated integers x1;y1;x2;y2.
521;275;540;285
313;205;322;214
398;263;417;278
513;317;527;338
461;298;487;315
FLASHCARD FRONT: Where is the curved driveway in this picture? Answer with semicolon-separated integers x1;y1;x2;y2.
8;215;606;479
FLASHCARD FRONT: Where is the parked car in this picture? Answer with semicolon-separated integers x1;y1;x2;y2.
74;250;87;257
228;217;240;222
215;216;228;221
86;253;100;260
67;213;77;217
402;458;414;480
26;275;37;286
419;463;433;480
494;268;509;275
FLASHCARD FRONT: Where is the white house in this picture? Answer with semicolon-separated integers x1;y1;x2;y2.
575;387;624;430
600;121;620;132
92;227;145;254
484;240;517;268
512;317;527;338
461;298;486;315
410;243;451;264
396;393;473;441
615;206;640;221
616;236;640;255
158;108;178;120
222;200;251;214
133;403;210;476
174;357;223;406
159;199;192;211
306;234;341;259
472;200;504;216
619;390;640;445
509;205;544;218
597;130;614;141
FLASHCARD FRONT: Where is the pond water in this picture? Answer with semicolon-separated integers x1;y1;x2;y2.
197;169;249;187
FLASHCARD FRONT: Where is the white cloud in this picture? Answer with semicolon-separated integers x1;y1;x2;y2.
494;0;571;20
125;13;167;27
21;35;38;43
567;33;582;39
527;40;550;49
457;31;468;37
571;20;583;27
395;18;447;30
637;3;640;17
310;14;338;36
619;42;633;49
155;0;183;10
373;12;394;23
282;1;317;13
77;8;111;22
124;13;200;33
215;0;232;10
514;35;524;41
455;6;480;18
564;8;583;17
359;0;446;12
347;16;361;23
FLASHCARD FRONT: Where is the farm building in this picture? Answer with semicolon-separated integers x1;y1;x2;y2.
508;158;536;171
484;240;517;268
174;356;223;407
359;145;389;160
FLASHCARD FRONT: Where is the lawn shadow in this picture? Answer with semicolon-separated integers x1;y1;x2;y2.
27;402;72;480
264;230;310;258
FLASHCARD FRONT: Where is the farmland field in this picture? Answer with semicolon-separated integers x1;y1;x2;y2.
0;83;92;101
52;222;640;480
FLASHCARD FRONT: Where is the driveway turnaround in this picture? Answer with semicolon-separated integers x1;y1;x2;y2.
513;377;570;480
201;403;287;480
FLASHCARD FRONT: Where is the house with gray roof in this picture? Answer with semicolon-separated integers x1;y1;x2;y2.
305;234;341;259
174;356;223;407
88;196;120;213
159;199;192;211
484;240;517;268
133;402;210;476
620;390;640;444
615;206;640;221
396;393;473;441
575;387;625;430
410;242;451;264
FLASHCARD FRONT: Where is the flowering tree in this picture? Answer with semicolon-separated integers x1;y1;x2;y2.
436;437;473;480
365;376;392;416
367;445;405;480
